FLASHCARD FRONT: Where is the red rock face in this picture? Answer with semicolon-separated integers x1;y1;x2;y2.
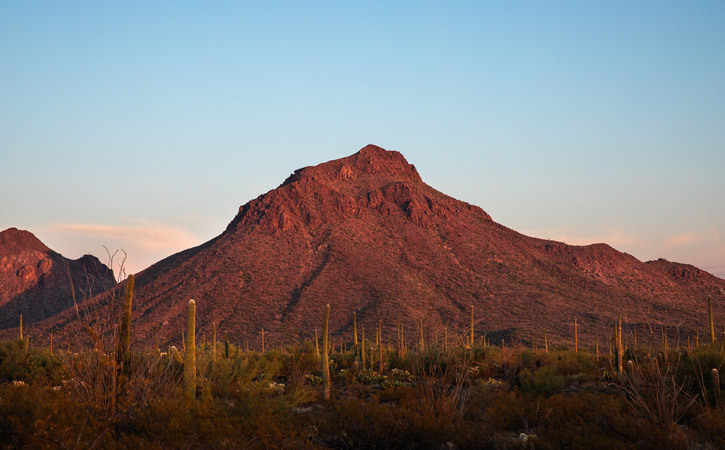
0;228;115;330
21;145;725;348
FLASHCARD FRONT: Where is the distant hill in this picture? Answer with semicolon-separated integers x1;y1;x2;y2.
0;227;115;330
22;145;725;349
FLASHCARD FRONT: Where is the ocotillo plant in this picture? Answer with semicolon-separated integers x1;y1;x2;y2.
184;299;196;402
117;274;135;388
322;304;331;401
709;296;716;344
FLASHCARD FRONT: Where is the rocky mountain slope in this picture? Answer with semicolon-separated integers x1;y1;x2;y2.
0;228;115;330
18;145;725;348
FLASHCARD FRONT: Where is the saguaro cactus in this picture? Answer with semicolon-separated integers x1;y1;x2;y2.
170;346;183;364
314;328;320;359
353;312;358;356
212;322;217;363
224;330;229;359
117;274;135;384
709;296;716;344
378;320;383;374
470;305;474;347
617;316;624;374
261;328;265;354
361;328;366;369
184;299;196;402
322;304;331;401
711;368;720;407
19;314;23;341
574;319;578;353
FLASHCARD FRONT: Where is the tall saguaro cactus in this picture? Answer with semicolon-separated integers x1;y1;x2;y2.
117;274;135;384
19;314;23;341
617;316;624;374
184;299;196;402
574;319;578;353
470;305;474;347
322;304;331;401
212;322;217;363
353;312;358;356
709;296;716;344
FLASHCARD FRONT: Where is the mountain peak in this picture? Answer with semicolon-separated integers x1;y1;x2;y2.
0;227;50;254
282;145;421;187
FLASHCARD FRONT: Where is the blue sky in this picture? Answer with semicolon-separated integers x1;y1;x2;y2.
2;2;724;277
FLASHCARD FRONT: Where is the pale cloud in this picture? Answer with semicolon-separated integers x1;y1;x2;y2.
664;233;699;247
42;220;203;276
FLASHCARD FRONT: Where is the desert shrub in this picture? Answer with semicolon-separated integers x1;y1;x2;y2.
0;340;65;384
518;366;565;397
0;383;107;449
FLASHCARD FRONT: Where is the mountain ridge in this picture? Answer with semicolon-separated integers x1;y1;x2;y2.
7;145;724;348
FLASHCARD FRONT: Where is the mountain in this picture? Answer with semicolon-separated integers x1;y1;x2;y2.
22;145;725;348
0;228;115;330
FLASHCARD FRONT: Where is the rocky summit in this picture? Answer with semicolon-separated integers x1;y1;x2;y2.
23;145;725;348
0;227;115;330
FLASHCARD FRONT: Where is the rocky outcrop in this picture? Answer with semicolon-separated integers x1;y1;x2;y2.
0;228;115;329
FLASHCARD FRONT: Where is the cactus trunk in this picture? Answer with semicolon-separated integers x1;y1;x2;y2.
184;299;196;402
711;368;720;407
470;305;474;347
361;328;366;369
212;322;217;363
322;305;331;401
378;321;383;374
224;330;229;358
353;312;358;356
117;274;134;386
709;296;716;344
617;316;623;374
574;319;578;353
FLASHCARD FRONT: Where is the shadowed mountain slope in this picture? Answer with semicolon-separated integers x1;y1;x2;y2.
22;145;725;348
0;228;115;330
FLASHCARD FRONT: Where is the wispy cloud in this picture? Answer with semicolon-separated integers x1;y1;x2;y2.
43;220;203;276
